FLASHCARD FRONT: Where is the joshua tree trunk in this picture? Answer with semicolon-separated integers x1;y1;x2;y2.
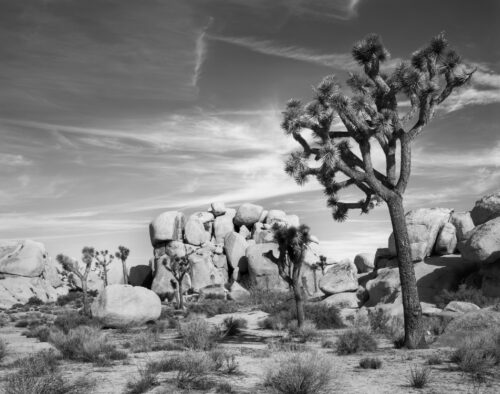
386;195;426;349
121;260;128;285
81;279;91;317
292;284;305;328
178;280;184;310
103;268;108;287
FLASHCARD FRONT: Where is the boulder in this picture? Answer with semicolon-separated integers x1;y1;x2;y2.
354;253;375;273
254;229;275;244
321;291;363;309
213;254;228;270
189;252;226;291
213;208;236;243
189;211;215;224
319;260;358;295
209;202;227;217
443;301;480;313
265;210;287;226
184;217;210;246
91;284;161;327
285;215;300;228
224;232;248;278
459;217;500;263
365;268;401;306
151;257;189;300
388;208;452;258
234;203;264;227
434;222;458;255
238;225;251;240
227;282;250;302
246;243;288;291
258;210;268;223
450;212;475;242
0;240;47;277
149;211;185;246
470;191;500;226
374;248;392;267
0;276;63;308
42;258;63;288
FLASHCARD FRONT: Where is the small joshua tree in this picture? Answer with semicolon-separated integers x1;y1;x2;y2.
115;246;130;285
281;33;474;348
265;224;312;328
310;255;328;293
94;250;114;286
164;255;191;310
56;246;96;316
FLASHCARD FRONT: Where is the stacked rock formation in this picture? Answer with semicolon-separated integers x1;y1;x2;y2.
0;239;69;308
149;202;325;301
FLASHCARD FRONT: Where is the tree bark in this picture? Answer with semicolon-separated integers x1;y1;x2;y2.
82;279;91;317
178;280;184;310
103;266;108;287
121;260;128;285
292;284;305;328
386;195;427;349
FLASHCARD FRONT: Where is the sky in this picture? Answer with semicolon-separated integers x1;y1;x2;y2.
0;0;499;264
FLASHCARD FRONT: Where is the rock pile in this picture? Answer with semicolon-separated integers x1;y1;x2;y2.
0;240;69;308
149;202;324;301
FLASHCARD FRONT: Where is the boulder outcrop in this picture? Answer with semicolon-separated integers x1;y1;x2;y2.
149;211;185;246
470;191;500;226
318;260;358;295
459;216;500;263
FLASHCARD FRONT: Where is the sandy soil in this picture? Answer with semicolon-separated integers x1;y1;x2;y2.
0;307;499;394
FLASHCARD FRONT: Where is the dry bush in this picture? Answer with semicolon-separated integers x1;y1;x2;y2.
336;328;378;355
175;351;215;390
222;316;247;337
49;326;127;365
0;337;7;361
123;331;176;353
208;348;239;374
359;357;382;369
53;310;99;333
23;325;52;342
264;352;333;394
288;320;318;342
435;284;500;309
124;364;158;394
426;354;443;365
408;365;431;389
179;318;218;350
5;350;93;394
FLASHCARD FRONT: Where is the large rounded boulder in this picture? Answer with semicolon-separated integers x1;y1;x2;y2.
234;203;264;228
318;260;358;295
214;208;236;243
246;243;288;291
0;239;47;277
459;216;500;263
470;191;500;226
91;284;161;327
149;211;185;246
184;217;210;246
450;212;475;243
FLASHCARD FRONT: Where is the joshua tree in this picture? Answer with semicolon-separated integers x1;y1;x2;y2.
163;255;191;310
115;246;130;285
281;33;474;348
310;255;328;293
56;246;96;316
264;224;312;328
94;249;114;286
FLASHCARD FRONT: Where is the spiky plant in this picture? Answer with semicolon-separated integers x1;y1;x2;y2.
115;246;130;285
94;250;114;287
164;255;191;310
265;224;312;328
281;33;475;348
57;247;96;316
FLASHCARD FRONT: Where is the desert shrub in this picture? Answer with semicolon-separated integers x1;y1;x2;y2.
321;338;335;349
359;357;382;369
426;354;442;365
56;291;83;306
124;331;174;353
179;318;218;350
451;331;500;377
336;328;378;355
435;284;500;309
124;365;158;394
264;352;333;394
175;351;215;390
288;320;318;342
24;325;52;342
408;365;431;389
247;289;291;308
368;308;391;334
26;296;44;306
187;300;239;318
222;316;248;337
53;310;98;333
304;304;343;329
267;339;311;353
423;315;451;336
216;382;236;394
49;326;127;365
15;320;29;328
208;348;239;374
0;338;7;360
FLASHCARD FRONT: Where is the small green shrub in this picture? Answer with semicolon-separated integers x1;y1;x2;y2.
24;325;52;342
15;320;29;328
187;300;239;317
435;284;500;309
426;354;442;365
179;318;218;350
288;320;318;342
264;352;333;394
208;349;239;374
125;365;158;394
408;365;431;389
321;338;335;349
216;382;236;394
0;338;7;360
26;296;44;306
222;317;247;337
451;331;500;377
53;311;98;333
336;328;378;355
49;326;127;365
56;291;83;306
359;357;382;369
304;304;343;329
175;351;215;390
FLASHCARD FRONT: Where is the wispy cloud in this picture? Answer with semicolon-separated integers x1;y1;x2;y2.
0;154;32;167
192;17;213;87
